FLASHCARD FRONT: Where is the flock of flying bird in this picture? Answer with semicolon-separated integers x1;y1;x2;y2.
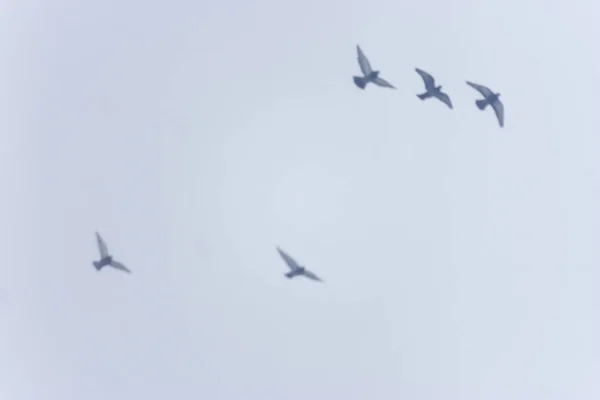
92;232;323;282
353;45;505;127
90;44;506;282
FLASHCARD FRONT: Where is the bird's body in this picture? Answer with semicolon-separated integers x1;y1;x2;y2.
466;81;504;127
284;268;304;278
415;68;453;109
353;45;395;90
93;232;131;274
93;255;113;270
276;247;323;282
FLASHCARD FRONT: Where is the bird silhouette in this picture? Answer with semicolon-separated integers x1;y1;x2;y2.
415;68;453;109
276;247;323;282
466;81;504;127
353;45;395;90
93;232;131;274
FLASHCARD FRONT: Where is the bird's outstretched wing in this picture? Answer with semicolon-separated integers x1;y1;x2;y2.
109;260;131;273
276;247;300;271
415;68;435;90
373;76;395;89
435;92;453;109
95;232;109;258
356;45;373;76
491;100;504;127
302;270;323;282
466;81;493;97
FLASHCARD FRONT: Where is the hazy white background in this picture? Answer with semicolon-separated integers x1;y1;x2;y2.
1;0;599;399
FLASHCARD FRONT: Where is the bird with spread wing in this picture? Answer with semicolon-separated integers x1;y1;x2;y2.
276;247;323;282
93;232;131;274
414;68;453;109
353;45;395;90
466;81;504;127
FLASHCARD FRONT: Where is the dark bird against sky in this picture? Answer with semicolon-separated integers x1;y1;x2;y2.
353;45;395;90
415;68;453;109
93;232;131;274
466;81;504;127
276;247;323;282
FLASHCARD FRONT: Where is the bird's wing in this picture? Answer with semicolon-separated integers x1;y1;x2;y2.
356;45;373;76
435;92;453;109
373;76;396;89
302;270;323;282
415;68;435;89
491;100;504;127
276;247;300;271
466;81;493;97
109;260;131;273
95;232;109;258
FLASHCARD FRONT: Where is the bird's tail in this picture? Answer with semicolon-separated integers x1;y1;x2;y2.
417;92;429;100
285;271;296;279
476;99;488;110
93;261;102;270
353;76;367;89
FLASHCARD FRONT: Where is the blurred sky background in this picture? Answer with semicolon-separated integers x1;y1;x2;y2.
1;0;600;399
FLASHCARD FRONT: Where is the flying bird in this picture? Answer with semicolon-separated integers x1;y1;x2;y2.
415;68;453;109
93;232;131;274
276;247;323;282
466;81;504;127
353;45;395;90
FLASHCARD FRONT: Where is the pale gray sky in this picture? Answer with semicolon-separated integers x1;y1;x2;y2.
1;0;600;399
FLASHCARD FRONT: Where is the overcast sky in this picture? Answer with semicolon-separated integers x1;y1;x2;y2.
1;0;600;399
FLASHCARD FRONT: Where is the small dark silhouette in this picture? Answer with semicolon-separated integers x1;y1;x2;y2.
353;45;395;90
415;68;453;109
466;81;504;127
93;232;131;274
276;247;323;282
